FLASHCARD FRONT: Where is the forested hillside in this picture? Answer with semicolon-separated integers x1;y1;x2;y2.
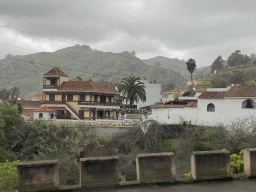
0;45;186;99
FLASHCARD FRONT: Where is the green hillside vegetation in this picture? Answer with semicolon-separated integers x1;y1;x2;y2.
0;45;185;99
143;56;211;79
192;50;256;89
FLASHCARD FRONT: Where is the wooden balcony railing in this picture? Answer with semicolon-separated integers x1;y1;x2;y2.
78;101;120;106
43;85;59;89
42;101;63;104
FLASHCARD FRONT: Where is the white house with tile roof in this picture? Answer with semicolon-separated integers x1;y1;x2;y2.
148;85;256;127
34;106;57;120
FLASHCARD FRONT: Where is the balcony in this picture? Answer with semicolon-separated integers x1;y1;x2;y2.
120;104;137;110
78;101;120;106
43;84;59;89
42;101;64;104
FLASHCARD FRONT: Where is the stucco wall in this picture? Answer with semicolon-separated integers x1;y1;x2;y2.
149;107;198;125
86;95;90;101
55;95;62;101
34;111;56;120
73;95;79;102
197;98;256;126
149;97;256;127
134;80;161;109
60;76;69;85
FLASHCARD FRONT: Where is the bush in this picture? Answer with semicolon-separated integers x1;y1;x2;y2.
0;147;18;163
0;160;19;190
231;150;244;174
194;141;211;151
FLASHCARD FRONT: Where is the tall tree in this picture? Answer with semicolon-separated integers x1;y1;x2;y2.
186;58;196;91
228;50;251;67
211;55;224;74
10;86;20;98
118;77;146;106
76;76;82;81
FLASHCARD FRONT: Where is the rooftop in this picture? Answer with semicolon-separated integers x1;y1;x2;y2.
34;106;56;112
58;80;119;94
198;91;227;99
225;85;256;97
43;67;69;77
151;100;197;108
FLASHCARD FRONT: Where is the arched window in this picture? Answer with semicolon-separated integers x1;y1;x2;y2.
39;113;43;118
242;99;256;108
207;103;215;112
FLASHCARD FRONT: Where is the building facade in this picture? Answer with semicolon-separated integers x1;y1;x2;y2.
134;79;161;109
148;86;256;127
42;67;121;120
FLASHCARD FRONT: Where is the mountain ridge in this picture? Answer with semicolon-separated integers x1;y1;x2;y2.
0;45;190;99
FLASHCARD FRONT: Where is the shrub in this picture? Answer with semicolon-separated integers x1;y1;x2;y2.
0;147;18;163
230;150;244;174
0;160;19;190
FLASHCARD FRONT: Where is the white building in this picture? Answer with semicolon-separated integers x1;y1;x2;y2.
34;106;57;120
134;80;161;109
148;85;256;127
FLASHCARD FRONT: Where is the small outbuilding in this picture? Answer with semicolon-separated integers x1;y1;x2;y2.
34;106;57;120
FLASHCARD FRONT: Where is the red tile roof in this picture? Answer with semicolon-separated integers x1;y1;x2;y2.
22;109;35;118
43;67;69;77
58;81;119;93
152;100;197;108
17;100;42;109
225;85;256;97
198;91;227;99
34;106;56;112
35;93;44;98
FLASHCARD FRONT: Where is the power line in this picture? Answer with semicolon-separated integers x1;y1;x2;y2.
0;24;191;71
2;56;124;80
0;24;76;45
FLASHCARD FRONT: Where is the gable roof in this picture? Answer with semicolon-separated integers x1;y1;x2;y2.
43;67;69;77
198;91;227;99
225;85;256;97
58;81;119;94
34;106;56;112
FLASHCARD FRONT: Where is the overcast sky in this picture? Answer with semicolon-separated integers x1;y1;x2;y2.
1;0;256;67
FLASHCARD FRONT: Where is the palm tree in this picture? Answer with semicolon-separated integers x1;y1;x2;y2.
186;58;197;91
118;76;146;106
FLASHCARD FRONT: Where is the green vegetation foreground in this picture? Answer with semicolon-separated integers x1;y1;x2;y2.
1;100;256;189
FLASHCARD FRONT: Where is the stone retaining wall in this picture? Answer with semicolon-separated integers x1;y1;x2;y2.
136;152;176;183
243;148;256;177
17;160;58;192
80;156;119;188
18;149;256;191
191;150;231;180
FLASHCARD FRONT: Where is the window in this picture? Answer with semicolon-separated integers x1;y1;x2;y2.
50;78;57;85
39;113;43;118
207;103;215;112
67;94;73;101
49;94;55;101
242;99;256;108
100;95;106;103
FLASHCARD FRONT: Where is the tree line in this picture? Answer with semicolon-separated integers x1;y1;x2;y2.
0;86;20;100
211;50;256;74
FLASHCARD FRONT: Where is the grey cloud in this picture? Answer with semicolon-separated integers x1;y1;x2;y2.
1;0;256;67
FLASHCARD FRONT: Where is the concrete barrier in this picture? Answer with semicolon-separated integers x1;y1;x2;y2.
243;148;256;177
191;151;231;180
80;156;119;188
136;152;176;183
17;160;58;192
